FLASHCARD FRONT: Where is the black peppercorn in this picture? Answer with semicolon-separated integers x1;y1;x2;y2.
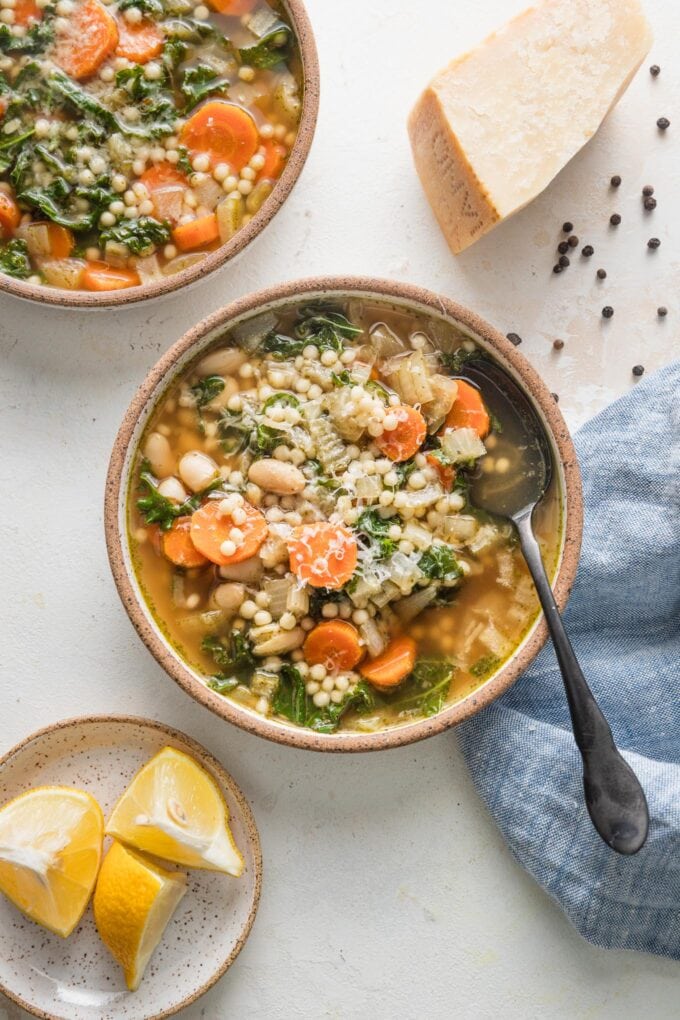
657;306;668;317
610;213;622;226
644;197;657;211
562;221;573;233
657;117;670;130
551;393;560;403
506;332;522;346
642;185;655;196
632;365;645;377
581;245;594;257
567;234;578;247
553;339;565;350
648;237;661;249
597;269;607;280
610;175;622;187
650;64;660;77
559;255;570;268
553;264;563;274
602;306;614;319
557;241;569;254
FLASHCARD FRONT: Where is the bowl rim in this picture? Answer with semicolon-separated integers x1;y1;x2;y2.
0;0;320;310
0;712;263;1020
104;275;584;752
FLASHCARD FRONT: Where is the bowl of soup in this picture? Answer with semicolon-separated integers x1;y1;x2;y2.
0;0;318;307
105;277;583;750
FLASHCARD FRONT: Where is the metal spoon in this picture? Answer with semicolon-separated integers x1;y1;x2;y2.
461;357;649;856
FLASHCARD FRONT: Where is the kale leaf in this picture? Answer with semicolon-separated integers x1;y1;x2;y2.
203;633;256;689
190;374;225;433
217;411;252;455
441;346;486;374
99;215;170;256
418;544;463;582
262;308;361;359
262;392;299;412
239;22;291;69
0;14;54;54
48;71;117;130
388;659;455;717
308;681;374;734
19;177;101;231
115;65;177;135
136;469;222;530
181;65;229;111
331;369;352;387
118;0;163;17
273;665;374;733
357;508;401;560
272;664;308;726
0;239;31;279
249;423;286;457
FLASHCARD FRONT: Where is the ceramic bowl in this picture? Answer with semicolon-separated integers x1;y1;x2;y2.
0;0;319;310
105;277;583;752
0;715;262;1020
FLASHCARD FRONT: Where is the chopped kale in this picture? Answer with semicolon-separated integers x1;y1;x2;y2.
308;681;374;734
181;65;229;111
262;309;361;360
19;177;99;231
272;664;307;726
162;35;188;69
0;13;54;54
203;633;256;688
118;0;164;17
418;545;463;582
387;659;456;717
99;215;170;256
249;423;286;457
48;71;116;130
175;145;193;175
217;411;252;455
273;665;374;733
136;469;222;530
441;346;485;374
114;65;177;135
239;22;291;69
470;655;501;679
308;586;344;618
262;392;300;412
331;370;353;386
357;508;401;560
0;239;31;279
190;375;225;433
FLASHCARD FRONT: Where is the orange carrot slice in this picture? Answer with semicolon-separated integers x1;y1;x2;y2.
360;636;417;689
162;518;210;568
179;101;259;172
115;17;163;62
141;164;188;192
304;621;364;671
259;140;287;180
426;453;456;492
190;500;267;566
54;0;119;79
82;262;140;291
45;223;74;259
287;523;358;590
375;405;427;462
172;213;219;253
444;380;490;439
206;0;257;13
0;191;20;237
14;0;41;26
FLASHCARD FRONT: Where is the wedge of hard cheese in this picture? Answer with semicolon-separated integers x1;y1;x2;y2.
408;0;653;254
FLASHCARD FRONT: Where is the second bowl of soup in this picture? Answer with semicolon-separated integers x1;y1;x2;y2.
105;278;582;750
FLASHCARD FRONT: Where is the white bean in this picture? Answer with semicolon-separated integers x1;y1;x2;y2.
144;431;175;477
212;583;246;613
178;451;219;492
157;476;188;504
248;459;306;495
218;556;264;583
197;347;247;377
253;627;306;656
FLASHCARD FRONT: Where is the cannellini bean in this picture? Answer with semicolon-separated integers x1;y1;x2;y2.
253;627;306;656
248;459;306;495
212;583;246;613
197;347;247;377
157;476;188;504
218;556;264;583
144;432;175;477
178;451;219;492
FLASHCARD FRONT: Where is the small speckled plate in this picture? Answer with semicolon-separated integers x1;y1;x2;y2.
0;716;262;1020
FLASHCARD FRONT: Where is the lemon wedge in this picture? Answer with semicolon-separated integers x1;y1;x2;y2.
0;785;103;937
105;746;244;876
93;840;187;991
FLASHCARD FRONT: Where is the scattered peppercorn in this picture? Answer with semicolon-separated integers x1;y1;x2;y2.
650;64;660;77
567;235;578;247
558;255;570;268
657;117;670;131
553;339;565;350
632;365;645;377
552;264;563;274
602;306;614;319
648;237;661;249
597;269;607;280
610;175;621;187
562;221;573;233
657;306;668;318
557;240;569;255
582;245;594;257
551;393;560;403
506;332;522;346
610;213;622;226
644;197;657;211
642;185;655;196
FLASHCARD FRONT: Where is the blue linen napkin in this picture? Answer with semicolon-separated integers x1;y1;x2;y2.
459;359;680;960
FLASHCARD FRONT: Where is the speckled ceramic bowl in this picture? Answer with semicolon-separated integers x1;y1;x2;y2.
105;277;583;752
0;715;262;1020
0;0;319;310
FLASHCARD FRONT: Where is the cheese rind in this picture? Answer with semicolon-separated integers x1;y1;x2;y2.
408;0;653;254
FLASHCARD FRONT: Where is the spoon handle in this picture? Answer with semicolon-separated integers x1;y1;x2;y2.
514;509;649;855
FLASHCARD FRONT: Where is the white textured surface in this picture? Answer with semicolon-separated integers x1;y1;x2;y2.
1;0;679;1016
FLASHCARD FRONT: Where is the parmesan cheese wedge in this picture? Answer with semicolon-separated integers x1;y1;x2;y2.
408;0;653;254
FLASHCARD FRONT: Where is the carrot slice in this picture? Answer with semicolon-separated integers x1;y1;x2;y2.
115;17;163;62
82;262;140;291
140;164;188;192
45;223;74;259
0;191;20;237
426;453;456;492
287;523;358;591
179;101;259;172
206;0;257;13
304;621;364;671
54;0;119;79
190;500;267;566
444;380;490;439
375;405;427;462
259;140;287;180
360;636;417;689
162;518;210;568
172;213;219;253
14;0;41;26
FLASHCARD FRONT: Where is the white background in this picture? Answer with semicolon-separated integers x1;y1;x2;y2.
1;0;679;1016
